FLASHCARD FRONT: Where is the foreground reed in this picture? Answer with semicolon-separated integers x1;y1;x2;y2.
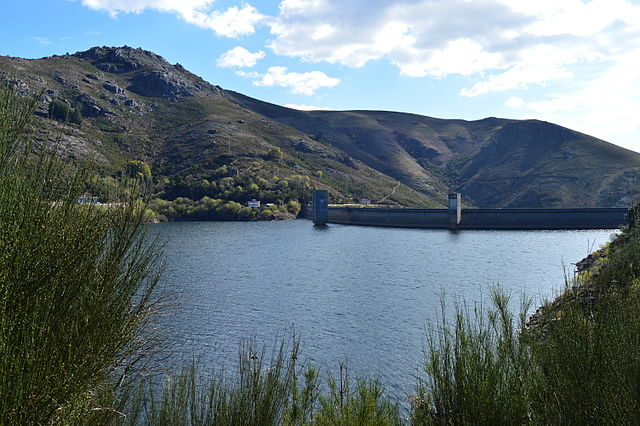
0;86;161;424
413;218;640;424
129;338;402;425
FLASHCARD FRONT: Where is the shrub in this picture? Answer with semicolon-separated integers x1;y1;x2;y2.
48;99;71;122
217;200;243;219
413;291;538;425
133;338;401;426
267;146;284;161
286;200;301;215
415;241;640;425
69;107;83;125
0;86;160;424
126;159;152;179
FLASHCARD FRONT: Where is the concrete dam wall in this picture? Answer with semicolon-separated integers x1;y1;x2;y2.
302;191;628;230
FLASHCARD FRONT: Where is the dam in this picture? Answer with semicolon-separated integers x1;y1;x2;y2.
304;191;628;230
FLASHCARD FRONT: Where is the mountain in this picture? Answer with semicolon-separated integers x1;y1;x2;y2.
1;45;639;208
228;93;640;208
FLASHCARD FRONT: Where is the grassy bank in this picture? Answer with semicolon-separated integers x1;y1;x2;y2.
412;207;640;424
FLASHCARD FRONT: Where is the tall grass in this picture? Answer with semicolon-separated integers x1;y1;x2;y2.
0;86;161;424
132;338;401;426
413;292;539;425
414;223;640;424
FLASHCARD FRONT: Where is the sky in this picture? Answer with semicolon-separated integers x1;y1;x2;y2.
2;0;640;152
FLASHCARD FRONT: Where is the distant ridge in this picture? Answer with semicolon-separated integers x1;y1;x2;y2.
1;45;639;208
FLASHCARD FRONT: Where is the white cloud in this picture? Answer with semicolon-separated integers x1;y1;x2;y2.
397;38;503;78
217;46;265;68
506;96;525;108
461;61;573;97
187;4;264;38
268;0;523;73
311;24;335;41
244;66;340;95
81;0;212;16
81;0;264;37
29;36;52;45
499;0;640;37
268;0;640;95
235;70;261;78
284;104;332;111
505;49;640;151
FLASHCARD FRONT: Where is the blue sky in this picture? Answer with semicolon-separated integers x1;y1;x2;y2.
3;0;640;152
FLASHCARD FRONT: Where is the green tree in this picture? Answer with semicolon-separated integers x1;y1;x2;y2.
286;200;301;214
125;159;152;179
47;99;70;122
68;107;83;125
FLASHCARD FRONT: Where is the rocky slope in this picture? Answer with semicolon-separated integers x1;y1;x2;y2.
2;45;639;208
229;93;640;207
0;46;429;207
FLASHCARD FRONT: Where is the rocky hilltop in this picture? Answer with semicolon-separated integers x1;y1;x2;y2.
75;46;223;100
1;45;639;208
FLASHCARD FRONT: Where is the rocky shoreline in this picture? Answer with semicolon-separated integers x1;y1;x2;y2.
526;246;609;334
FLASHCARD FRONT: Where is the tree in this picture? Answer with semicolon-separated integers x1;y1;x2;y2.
47;99;82;125
68;107;83;125
48;99;70;122
125;159;152;179
286;200;301;214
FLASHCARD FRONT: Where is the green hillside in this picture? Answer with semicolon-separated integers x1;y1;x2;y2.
2;45;639;209
0;47;434;209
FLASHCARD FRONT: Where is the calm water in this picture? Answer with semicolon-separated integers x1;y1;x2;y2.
151;219;614;399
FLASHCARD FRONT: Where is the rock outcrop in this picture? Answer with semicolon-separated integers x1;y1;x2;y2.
74;46;223;100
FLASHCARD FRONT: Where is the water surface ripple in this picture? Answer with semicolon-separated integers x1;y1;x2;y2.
151;220;614;399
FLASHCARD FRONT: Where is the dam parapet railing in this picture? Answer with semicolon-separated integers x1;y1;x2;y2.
303;191;628;230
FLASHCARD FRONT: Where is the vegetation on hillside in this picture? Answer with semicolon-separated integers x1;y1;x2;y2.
0;48;435;210
48;98;83;125
85;165;312;221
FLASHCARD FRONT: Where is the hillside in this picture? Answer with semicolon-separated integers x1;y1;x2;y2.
2;45;639;208
0;46;431;209
228;92;640;208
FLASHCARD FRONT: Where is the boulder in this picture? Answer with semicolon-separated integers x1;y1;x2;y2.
103;82;125;95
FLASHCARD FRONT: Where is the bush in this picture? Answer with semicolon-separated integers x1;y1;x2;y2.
133;338;401;426
69;106;83;125
413;291;538;425
48;99;82;125
414;240;640;425
48;99;71;122
286;200;301;215
267;146;284;161
0;87;160;424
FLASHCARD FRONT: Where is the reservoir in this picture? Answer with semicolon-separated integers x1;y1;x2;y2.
151;219;615;400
